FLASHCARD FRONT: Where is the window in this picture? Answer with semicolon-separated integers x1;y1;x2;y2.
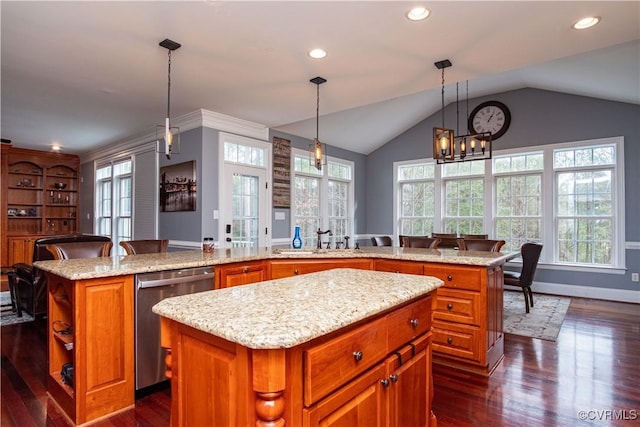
554;144;616;265
442;161;485;235
96;158;132;255
292;150;354;247
397;163;435;236
494;153;543;251
393;137;624;270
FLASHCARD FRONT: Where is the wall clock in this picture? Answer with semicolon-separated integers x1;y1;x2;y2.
468;101;511;140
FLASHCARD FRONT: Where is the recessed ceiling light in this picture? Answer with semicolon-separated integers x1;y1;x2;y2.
52;144;61;151
309;48;327;59
407;6;430;21
573;16;600;30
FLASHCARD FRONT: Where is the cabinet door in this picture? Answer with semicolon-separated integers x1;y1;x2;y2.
217;261;267;288
386;333;431;427
373;259;423;275
8;237;37;265
304;363;386;427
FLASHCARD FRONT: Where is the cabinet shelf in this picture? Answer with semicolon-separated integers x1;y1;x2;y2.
53;332;74;350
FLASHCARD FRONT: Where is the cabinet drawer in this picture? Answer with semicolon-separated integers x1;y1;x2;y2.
433;288;481;326
373;259;423;275
270;259;371;279
304;317;387;406
425;265;482;291
431;320;481;363
387;297;432;352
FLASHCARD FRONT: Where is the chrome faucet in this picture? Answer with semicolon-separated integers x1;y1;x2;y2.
316;229;332;249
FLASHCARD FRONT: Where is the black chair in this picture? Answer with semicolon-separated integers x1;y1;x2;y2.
10;234;112;317
457;238;505;252
120;239;168;255
504;243;543;313
371;236;392;247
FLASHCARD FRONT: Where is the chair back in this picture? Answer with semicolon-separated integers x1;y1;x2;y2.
371;236;393;247
431;233;458;248
31;234;112;263
120;239;169;255
457;238;505;252
460;234;488;240
46;241;113;260
518;243;543;286
407;237;441;249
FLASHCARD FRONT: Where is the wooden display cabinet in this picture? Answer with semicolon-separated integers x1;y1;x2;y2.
1;145;79;267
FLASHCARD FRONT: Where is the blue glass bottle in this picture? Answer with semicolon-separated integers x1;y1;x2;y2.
292;226;303;249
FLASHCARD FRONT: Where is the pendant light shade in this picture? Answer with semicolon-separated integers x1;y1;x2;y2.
156;38;181;159
309;76;327;171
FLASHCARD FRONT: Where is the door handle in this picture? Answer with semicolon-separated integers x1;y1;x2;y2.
226;237;232;242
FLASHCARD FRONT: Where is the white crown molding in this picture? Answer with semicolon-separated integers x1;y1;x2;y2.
201;109;269;141
80;109;269;163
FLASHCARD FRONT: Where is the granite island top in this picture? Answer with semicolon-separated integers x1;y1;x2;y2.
152;268;443;349
34;245;518;281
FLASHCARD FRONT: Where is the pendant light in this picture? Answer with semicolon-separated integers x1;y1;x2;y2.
432;59;492;164
156;38;181;159
309;76;327;171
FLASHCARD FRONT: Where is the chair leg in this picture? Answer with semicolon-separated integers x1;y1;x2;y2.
522;288;530;313
7;272;23;318
527;286;534;309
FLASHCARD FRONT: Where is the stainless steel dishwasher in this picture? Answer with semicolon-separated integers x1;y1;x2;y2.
135;266;214;390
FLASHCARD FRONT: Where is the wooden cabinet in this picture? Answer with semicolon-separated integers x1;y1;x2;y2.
47;272;134;424
161;294;435;427
373;259;424;275
7;236;41;265
270;258;372;279
1;145;79;267
216;260;268;288
426;263;504;376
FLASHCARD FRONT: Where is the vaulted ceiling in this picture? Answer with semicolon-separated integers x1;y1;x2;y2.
1;1;638;155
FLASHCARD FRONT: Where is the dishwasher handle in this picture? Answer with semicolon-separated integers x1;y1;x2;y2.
137;272;214;289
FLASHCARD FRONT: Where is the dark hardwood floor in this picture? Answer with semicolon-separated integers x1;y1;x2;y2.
2;296;639;426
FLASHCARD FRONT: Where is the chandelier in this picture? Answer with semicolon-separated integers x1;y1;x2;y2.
156;38;181;159
432;59;491;164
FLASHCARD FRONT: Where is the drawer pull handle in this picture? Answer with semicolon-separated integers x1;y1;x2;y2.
389;374;398;383
381;378;390;387
294;269;299;275
447;303;453;310
447;337;453;344
395;270;400;273
447;275;453;281
410;318;419;328
243;267;249;273
353;351;363;362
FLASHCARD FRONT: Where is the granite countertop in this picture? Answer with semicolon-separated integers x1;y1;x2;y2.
33;245;518;280
152;268;443;349
34;247;519;280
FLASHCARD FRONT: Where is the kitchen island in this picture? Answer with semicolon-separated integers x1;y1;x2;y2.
153;268;443;426
35;246;516;425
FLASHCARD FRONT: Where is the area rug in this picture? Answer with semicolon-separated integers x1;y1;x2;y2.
503;290;571;341
0;291;34;326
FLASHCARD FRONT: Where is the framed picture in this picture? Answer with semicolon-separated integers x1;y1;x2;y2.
160;161;197;212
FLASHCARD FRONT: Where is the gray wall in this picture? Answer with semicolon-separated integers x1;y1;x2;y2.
367;87;640;293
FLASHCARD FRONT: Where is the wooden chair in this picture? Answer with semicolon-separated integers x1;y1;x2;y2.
46;241;113;260
504;243;543;313
460;234;488;240
119;239;169;255
370;236;392;247
457;238;505;252
431;233;458;248
406;236;441;249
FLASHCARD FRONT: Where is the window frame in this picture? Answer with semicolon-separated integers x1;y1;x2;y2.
291;148;354;247
95;157;133;256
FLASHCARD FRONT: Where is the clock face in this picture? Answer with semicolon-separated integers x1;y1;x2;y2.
468;101;511;140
